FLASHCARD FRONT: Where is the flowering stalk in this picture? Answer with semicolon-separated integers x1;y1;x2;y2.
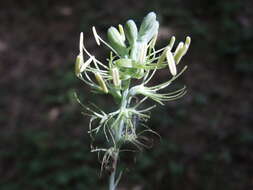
75;12;191;190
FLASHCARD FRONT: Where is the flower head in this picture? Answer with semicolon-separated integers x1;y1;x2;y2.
75;13;191;178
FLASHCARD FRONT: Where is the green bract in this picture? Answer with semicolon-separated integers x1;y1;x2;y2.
75;12;191;190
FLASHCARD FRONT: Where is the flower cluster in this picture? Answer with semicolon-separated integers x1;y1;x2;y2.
75;12;191;189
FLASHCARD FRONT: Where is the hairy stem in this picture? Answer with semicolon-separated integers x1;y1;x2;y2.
109;88;130;190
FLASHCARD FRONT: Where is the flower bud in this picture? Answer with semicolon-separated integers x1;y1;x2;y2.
95;73;108;93
138;12;158;42
166;50;177;76
125;20;138;45
139;12;156;32
107;27;128;56
139;21;159;43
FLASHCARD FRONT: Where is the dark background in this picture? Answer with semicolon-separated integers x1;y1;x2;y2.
1;0;253;189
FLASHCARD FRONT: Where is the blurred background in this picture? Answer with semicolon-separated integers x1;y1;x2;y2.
0;0;253;189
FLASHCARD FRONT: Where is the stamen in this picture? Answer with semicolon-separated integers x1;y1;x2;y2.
92;26;101;46
166;50;177;76
174;42;184;56
112;67;121;88
79;32;84;64
80;57;93;73
168;36;175;50
95;72;109;93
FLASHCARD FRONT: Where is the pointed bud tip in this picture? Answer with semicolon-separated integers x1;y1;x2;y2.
126;19;135;24
147;12;156;19
95;72;108;93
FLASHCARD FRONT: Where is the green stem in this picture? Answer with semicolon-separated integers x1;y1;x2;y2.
109;170;115;190
109;152;118;190
109;87;131;190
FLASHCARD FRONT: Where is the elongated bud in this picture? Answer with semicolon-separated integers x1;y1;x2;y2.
112;67;121;88
174;37;191;64
166;50;177;76
139;21;159;43
92;26;100;46
95;73;108;93
138;12;159;42
125;20;138;45
118;24;125;42
107;26;128;56
108;27;126;47
139;12;156;33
